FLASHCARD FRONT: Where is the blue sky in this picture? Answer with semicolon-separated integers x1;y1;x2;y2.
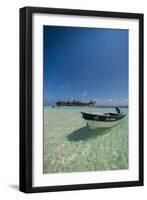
44;26;128;106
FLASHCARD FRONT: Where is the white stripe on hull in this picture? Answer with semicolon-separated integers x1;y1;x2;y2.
86;119;124;130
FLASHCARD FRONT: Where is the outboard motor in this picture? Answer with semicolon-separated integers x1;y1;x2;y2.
115;106;120;113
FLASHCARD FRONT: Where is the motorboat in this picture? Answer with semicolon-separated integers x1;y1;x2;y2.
81;107;126;130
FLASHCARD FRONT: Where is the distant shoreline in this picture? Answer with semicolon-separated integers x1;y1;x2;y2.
44;105;128;108
55;100;96;107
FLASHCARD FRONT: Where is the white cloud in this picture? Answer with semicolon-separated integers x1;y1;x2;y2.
124;98;128;102
61;83;70;89
94;98;128;106
107;98;112;102
83;91;87;96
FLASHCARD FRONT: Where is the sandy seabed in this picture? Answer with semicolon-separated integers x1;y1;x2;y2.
43;107;128;174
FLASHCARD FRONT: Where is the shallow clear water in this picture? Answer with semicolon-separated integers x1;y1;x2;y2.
43;106;128;173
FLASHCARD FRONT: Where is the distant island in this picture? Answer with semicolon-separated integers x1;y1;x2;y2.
55;100;96;107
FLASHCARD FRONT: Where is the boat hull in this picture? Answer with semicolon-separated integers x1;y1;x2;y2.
81;111;126;130
86;118;124;130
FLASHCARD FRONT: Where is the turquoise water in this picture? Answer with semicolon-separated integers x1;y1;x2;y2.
43;106;128;173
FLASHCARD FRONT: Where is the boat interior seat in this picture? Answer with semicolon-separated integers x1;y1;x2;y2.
109;112;121;116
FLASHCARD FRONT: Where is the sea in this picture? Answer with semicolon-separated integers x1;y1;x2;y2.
43;106;128;174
